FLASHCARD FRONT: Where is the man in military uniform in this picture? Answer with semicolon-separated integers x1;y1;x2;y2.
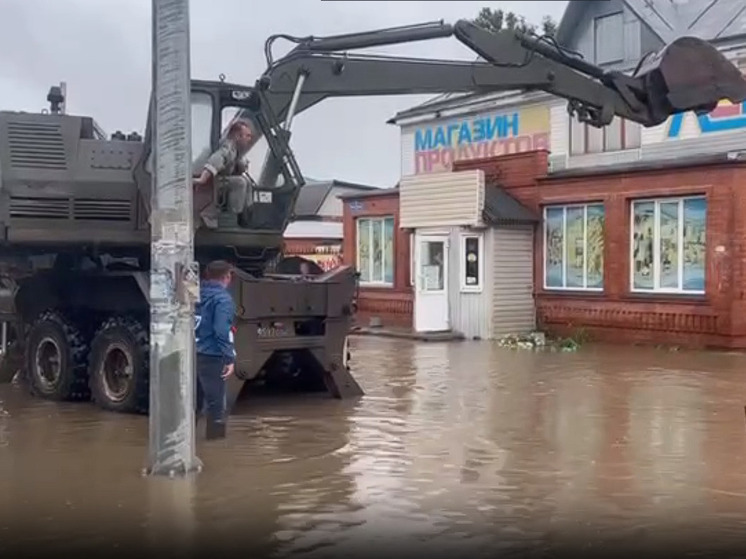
193;120;255;229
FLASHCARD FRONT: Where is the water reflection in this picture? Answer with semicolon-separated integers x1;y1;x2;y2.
0;339;745;554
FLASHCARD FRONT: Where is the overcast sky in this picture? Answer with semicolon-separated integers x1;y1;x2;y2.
0;0;568;187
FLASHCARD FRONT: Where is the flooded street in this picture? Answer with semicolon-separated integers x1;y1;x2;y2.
2;337;746;556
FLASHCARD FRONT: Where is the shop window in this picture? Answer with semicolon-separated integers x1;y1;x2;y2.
460;233;484;292
356;216;395;286
630;196;706;294
570;116;641;155
544;203;606;290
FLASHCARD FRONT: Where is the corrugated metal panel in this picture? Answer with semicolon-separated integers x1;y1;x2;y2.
283;220;342;239
445;227;494;340
400;170;483;229
492;226;536;337
641;114;704;145
550;101;568;160
640;129;746;161
565;148;641;169
623;9;641;60
548;154;567;172
400;127;416;177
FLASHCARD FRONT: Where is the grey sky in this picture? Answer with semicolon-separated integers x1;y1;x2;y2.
0;0;568;187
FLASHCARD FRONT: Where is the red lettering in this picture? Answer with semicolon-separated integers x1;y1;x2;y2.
487;139;502;157
414;131;553;174
415;152;431;174
439;148;454;170
533;132;549;151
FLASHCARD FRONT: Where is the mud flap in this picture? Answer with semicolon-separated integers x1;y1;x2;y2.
323;363;364;399
323;337;363;399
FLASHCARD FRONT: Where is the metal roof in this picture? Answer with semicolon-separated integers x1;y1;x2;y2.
284;220;343;239
544;150;746;179
557;0;746;45
482;184;539;225
293;179;380;218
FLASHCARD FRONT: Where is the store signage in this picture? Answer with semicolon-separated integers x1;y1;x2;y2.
667;100;746;138
412;105;550;174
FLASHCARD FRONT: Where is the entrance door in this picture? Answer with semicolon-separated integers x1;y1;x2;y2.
414;234;449;332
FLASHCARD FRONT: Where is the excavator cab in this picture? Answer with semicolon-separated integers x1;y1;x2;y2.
134;79;303;238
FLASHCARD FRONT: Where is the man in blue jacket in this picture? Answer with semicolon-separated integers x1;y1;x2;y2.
195;260;237;440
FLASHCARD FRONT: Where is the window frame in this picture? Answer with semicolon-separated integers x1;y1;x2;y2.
569;116;641;156
594;12;625;65
459;232;485;293
409;233;415;287
542;203;606;292
629;195;707;295
356;215;396;287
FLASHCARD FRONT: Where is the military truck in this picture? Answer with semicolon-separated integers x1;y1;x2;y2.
0;19;743;414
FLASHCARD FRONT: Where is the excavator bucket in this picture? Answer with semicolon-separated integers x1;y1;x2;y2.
633;36;746;124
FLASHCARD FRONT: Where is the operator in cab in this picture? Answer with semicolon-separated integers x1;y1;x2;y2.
194;260;237;440
193;119;254;229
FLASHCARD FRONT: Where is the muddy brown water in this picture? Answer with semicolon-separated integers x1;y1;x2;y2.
1;337;746;557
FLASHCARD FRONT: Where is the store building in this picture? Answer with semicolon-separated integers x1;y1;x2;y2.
351;147;746;347
398;168;537;339
391;0;746;179
462;149;746;348
284;179;379;271
340;187;413;328
349;0;746;347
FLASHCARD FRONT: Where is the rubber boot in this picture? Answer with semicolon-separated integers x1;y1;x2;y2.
205;419;227;440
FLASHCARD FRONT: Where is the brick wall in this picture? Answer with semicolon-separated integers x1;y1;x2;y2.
342;191;413;328
456;151;746;349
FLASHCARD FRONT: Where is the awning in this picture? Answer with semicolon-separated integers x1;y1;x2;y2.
482;184;539;225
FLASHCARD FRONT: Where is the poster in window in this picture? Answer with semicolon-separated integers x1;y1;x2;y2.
545;207;564;287
358;219;371;282
422;241;444;290
371;220;383;282
659;201;679;289
632;201;655;290
683;197;706;291
384;218;395;284
565;207;585;288
464;237;480;286
586;204;605;288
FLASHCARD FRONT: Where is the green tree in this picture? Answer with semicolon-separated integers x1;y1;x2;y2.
472;7;558;36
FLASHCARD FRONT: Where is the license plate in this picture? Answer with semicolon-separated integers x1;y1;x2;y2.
257;326;289;337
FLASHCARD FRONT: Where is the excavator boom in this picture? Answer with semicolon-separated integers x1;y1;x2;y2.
253;19;746;128
239;18;746;197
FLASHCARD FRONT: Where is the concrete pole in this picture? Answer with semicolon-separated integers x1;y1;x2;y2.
146;0;202;477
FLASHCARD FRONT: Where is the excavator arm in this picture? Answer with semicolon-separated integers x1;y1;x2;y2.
235;18;746;229
253;19;746;128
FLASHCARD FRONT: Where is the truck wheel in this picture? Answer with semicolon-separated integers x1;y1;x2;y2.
24;310;91;401
88;315;149;415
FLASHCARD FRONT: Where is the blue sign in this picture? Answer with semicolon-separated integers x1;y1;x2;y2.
667;101;746;138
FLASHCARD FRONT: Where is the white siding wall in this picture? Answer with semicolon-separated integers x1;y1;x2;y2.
444;227;493;340
492;226;536;337
401;127;416;177
400;170;484;229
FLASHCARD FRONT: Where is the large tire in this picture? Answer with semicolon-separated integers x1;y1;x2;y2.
88;315;149;415
24;310;91;401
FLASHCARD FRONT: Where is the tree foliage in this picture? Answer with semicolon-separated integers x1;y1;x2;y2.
472;8;558;37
